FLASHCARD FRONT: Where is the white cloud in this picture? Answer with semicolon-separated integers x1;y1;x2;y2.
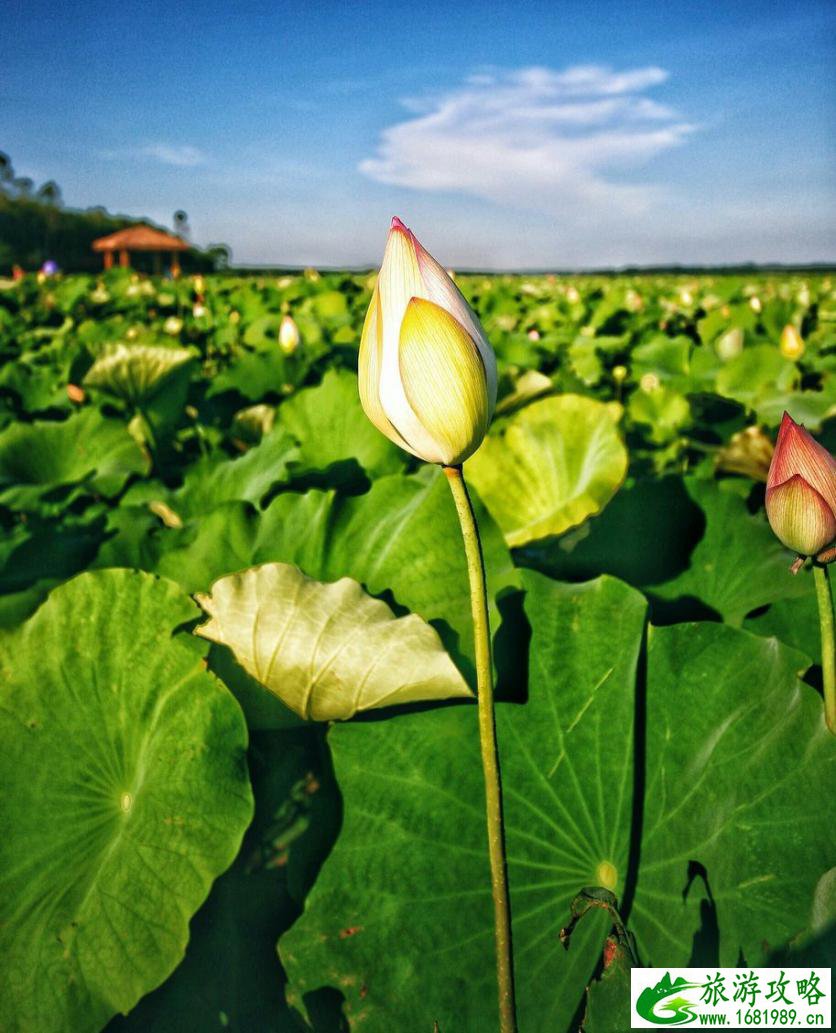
359;64;695;219
101;143;207;167
138;143;207;167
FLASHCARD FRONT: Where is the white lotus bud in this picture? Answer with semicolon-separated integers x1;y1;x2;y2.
279;315;300;355
358;217;497;466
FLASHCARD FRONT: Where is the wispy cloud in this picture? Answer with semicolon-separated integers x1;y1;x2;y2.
102;143;208;167
359;65;696;217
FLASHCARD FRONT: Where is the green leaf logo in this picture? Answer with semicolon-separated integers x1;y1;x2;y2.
635;972;703;1025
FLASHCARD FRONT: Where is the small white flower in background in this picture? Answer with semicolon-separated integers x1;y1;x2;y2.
780;324;805;360
279;315;300;355
193;303;207;319
163;316;183;335
358;217;497;466
716;326;744;362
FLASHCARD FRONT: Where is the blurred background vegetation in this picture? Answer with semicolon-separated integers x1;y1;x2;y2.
0;150;227;275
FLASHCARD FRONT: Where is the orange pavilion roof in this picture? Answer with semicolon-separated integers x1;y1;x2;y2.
92;225;189;252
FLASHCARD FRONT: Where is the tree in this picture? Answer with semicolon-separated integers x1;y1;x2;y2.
206;243;232;272
37;180;63;207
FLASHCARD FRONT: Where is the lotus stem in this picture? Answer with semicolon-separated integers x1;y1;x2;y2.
444;465;518;1033
813;563;836;735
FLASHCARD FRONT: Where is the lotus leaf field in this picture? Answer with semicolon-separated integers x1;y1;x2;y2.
0;267;834;1033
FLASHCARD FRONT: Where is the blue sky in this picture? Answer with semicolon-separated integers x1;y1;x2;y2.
2;0;835;268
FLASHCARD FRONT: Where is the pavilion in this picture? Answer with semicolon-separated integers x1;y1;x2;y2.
92;225;189;275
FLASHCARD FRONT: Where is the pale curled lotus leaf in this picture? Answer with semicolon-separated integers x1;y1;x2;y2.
195;562;473;721
83;342;195;404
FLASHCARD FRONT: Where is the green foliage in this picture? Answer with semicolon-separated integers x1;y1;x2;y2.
0;570;253;1033
466;394;628;546
281;573;832;1030
0;268;833;1033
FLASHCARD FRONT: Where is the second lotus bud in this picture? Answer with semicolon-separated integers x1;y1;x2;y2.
765;412;836;557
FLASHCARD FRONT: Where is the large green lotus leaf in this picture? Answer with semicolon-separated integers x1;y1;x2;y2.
756;387;836;430
0;513;108;625
0;360;72;414
632;620;833;969
581;945;633;1033
517;475;705;589
123;428;299;521
155;471;519;692
714;344;797;411
627;383;692;444
0;569;254;1033
0;514;106;596
649;479;810;625
281;572;834;1031
276;369;405;481
743;570;834;659
242;313;284;348
465;394;628;547
83;342;195;405
106;728;340;1033
281;575;646;1033
630;334;692;387
207;348;317;402
0;408;148;510
196;562;472;720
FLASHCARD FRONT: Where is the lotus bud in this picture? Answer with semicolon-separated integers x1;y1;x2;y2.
780;324;805;360
279;315;300;355
358;216;497;466
716;326;744;361
612;365;628;384
765;412;836;557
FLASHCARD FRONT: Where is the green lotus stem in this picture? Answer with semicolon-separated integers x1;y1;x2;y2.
813;564;836;735
444;465;518;1033
137;406;159;467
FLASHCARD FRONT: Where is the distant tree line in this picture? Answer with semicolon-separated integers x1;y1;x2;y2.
0;151;231;274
